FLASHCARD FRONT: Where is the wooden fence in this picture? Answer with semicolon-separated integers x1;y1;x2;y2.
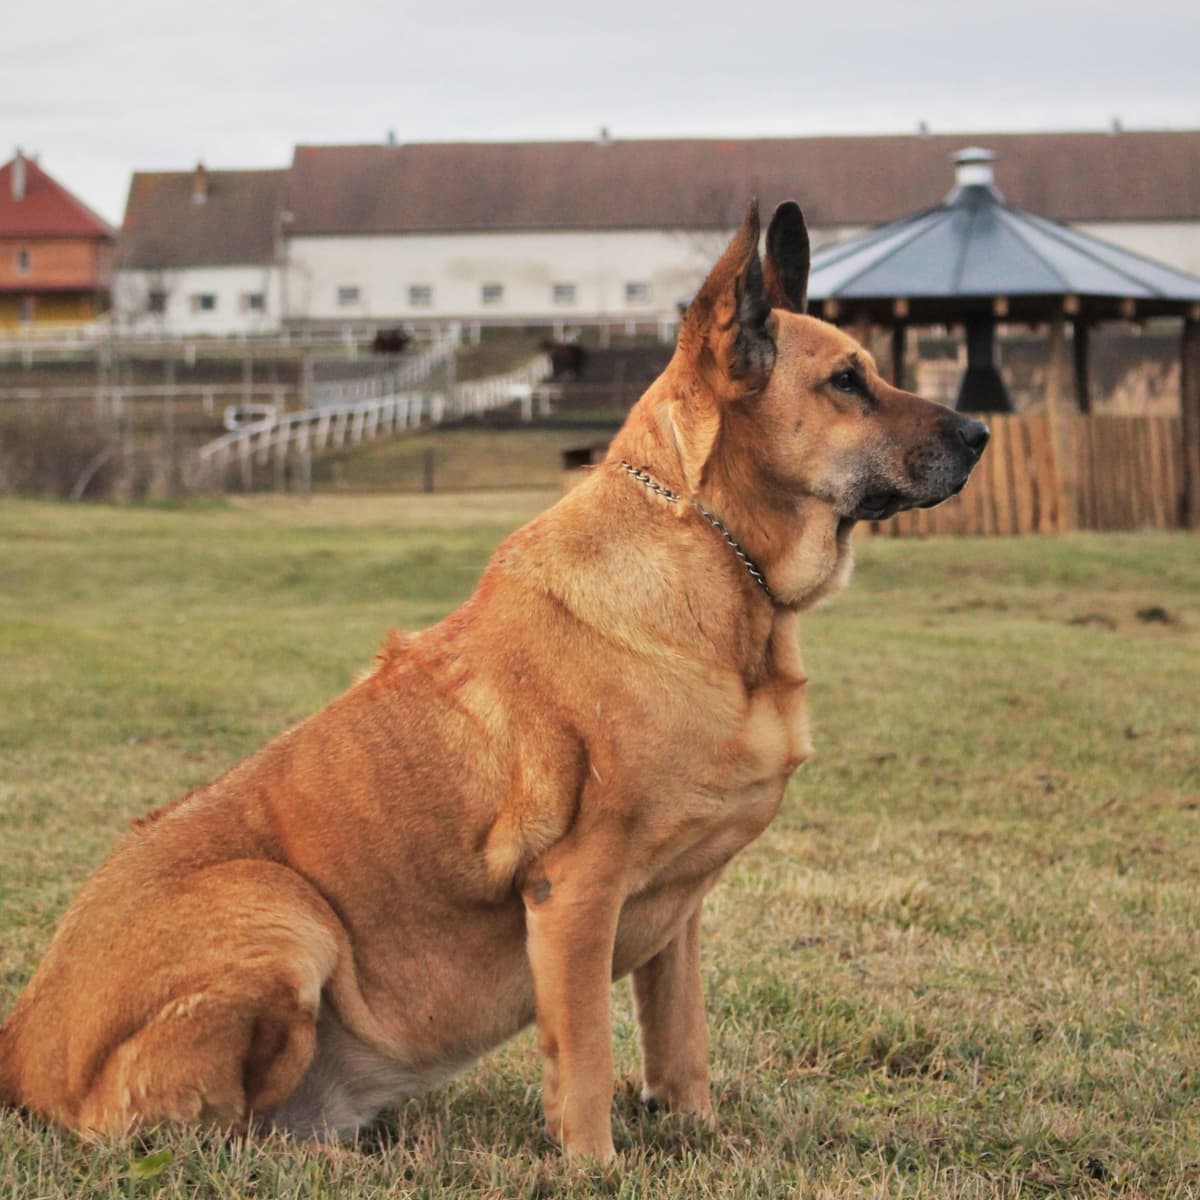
873;414;1185;536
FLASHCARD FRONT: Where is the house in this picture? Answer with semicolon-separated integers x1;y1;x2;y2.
281;130;1200;328
281;140;729;328
114;131;1200;334
113;164;286;336
0;151;115;330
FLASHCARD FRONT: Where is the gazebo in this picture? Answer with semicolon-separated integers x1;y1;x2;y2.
806;149;1200;526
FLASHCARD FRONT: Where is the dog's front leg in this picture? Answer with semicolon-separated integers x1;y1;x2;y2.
522;830;625;1162
632;904;713;1118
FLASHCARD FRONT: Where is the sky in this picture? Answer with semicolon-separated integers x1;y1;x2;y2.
5;0;1199;227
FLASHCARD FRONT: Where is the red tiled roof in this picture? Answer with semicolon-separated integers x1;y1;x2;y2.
0;155;115;239
116;168;287;268
285;131;1200;235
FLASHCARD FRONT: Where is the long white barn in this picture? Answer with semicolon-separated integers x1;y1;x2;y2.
114;131;1200;336
283;229;735;327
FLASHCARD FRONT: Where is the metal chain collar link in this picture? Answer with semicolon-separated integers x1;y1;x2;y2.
618;461;777;604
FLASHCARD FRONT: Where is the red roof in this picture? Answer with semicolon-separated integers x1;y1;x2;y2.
0;155;115;240
117;168;285;268
285;131;1200;236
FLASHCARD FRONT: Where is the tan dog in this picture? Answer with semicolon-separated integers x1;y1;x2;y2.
0;201;987;1161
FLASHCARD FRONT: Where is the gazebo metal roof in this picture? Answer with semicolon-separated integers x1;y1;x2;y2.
807;149;1200;323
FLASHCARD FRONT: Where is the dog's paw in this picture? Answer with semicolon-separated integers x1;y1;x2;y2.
544;1119;616;1163
640;1082;714;1122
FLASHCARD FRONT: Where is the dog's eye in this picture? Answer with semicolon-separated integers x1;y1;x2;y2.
831;369;860;394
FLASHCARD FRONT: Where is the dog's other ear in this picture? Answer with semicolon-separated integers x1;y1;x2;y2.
763;200;810;313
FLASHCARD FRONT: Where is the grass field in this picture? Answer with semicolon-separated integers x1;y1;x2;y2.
1;495;1198;1198
312;424;618;493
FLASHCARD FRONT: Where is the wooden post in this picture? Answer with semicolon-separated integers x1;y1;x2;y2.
94;340;107;423
611;356;626;411
1044;313;1066;420
890;322;907;389
120;356;134;490
273;424;288;492
1072;318;1091;414
851;311;872;348
297;433;312;501
301;352;314;410
1181;315;1200;530
163;357;177;497
238;435;252;491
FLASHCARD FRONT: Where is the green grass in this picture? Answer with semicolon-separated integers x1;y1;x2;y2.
1;496;1198;1198
312;424;616;493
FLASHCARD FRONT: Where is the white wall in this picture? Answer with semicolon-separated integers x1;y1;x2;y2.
1073;221;1200;278
283;229;738;324
114;264;283;336
115;220;1200;335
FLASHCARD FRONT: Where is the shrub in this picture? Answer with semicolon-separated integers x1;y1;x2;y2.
0;406;193;500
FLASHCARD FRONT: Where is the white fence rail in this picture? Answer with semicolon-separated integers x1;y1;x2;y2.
197;353;553;490
309;333;459;407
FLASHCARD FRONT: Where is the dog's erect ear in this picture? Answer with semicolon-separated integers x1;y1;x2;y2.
671;201;775;492
763;201;810;314
678;200;774;385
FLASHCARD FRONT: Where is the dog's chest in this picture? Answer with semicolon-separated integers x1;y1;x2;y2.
632;634;812;892
699;669;811;842
728;609;813;785
734;669;813;784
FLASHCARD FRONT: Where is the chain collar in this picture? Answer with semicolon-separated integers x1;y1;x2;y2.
618;461;776;604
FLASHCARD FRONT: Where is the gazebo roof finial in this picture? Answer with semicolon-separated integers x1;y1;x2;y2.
949;147;1000;200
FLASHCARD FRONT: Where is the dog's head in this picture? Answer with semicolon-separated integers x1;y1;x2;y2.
671;201;989;523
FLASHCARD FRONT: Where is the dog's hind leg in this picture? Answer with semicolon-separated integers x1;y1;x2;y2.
69;862;343;1136
76;978;320;1133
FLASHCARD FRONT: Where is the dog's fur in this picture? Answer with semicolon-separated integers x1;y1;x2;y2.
0;202;987;1160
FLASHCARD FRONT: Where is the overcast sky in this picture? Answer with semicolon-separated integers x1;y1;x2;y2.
5;0;1199;226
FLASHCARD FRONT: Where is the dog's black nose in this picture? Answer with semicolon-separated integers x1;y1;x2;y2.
957;419;990;457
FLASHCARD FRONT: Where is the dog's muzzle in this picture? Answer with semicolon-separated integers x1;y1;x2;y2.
913;414;990;508
853;415;990;520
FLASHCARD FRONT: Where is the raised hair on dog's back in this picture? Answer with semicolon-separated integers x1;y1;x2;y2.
0;201;986;1160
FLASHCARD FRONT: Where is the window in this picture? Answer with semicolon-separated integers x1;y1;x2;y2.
16;248;30;274
409;284;433;308
625;281;651;304
147;290;167;314
337;286;360;307
189;293;216;313
481;282;503;306
552;283;576;306
240;292;266;313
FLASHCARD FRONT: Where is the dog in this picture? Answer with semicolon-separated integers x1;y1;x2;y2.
0;201;987;1161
